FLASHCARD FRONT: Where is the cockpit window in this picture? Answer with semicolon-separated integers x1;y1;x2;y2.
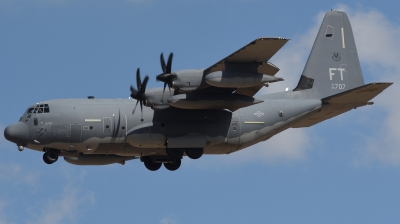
27;104;50;114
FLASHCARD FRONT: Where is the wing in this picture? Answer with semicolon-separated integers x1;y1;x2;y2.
203;37;289;96
146;38;289;111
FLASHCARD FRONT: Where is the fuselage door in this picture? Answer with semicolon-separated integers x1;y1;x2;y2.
70;124;82;143
227;116;241;144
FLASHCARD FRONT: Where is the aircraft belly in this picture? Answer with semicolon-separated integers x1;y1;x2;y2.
86;143;167;156
233;99;321;152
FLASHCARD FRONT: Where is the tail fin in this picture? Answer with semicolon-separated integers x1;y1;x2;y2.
294;11;365;99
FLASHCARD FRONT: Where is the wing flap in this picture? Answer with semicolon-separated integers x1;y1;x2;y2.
235;85;264;97
293;82;392;127
258;61;280;76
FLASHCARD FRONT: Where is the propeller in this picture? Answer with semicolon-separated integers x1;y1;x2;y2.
156;52;177;101
130;68;149;121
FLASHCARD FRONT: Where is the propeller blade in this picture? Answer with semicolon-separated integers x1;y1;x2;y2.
140;76;149;95
129;67;149;121
168;82;172;96
136;68;141;91
130;85;138;98
166;53;173;73
160;53;166;73
140;100;144;121
132;100;139;114
161;82;167;102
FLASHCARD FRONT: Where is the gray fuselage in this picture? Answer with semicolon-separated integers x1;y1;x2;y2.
17;91;321;157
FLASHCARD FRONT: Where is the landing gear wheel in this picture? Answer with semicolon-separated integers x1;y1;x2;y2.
143;157;162;171
185;148;203;159
43;150;58;164
164;159;181;171
166;148;184;159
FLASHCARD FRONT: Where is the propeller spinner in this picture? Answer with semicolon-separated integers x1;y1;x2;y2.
130;68;149;121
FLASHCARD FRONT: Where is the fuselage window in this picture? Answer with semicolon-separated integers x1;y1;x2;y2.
44;104;49;113
31;104;50;114
26;104;50;114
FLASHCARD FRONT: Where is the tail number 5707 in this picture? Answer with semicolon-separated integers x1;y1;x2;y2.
331;83;346;89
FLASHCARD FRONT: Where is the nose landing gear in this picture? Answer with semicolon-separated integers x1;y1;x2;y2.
43;149;59;164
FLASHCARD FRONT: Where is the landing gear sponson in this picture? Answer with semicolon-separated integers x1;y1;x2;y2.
40;147;203;170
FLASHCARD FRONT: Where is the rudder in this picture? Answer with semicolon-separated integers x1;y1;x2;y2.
294;11;365;99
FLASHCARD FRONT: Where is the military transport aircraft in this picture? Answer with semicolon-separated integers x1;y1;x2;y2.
4;11;392;171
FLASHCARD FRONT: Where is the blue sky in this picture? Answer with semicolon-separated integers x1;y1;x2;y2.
1;1;400;223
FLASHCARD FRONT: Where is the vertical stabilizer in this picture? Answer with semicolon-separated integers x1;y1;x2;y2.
294;11;364;99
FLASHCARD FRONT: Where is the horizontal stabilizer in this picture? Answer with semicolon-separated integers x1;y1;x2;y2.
322;82;392;104
293;82;392;127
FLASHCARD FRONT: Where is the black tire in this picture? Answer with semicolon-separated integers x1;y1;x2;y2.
143;157;162;171
185;148;203;159
43;150;58;164
43;153;52;164
166;148;184;159
164;159;181;171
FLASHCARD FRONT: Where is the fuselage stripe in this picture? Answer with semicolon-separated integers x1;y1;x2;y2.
244;121;265;124
85;119;101;122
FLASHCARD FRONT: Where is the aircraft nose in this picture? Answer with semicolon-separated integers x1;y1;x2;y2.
4;122;30;144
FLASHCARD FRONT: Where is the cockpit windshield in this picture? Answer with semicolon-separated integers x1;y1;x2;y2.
27;104;50;114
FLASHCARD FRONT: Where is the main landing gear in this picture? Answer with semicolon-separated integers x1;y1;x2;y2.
141;156;181;171
166;148;204;159
141;148;204;171
43;149;59;164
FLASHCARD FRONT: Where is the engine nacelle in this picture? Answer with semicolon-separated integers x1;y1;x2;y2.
205;70;283;88
64;155;136;165
169;69;204;92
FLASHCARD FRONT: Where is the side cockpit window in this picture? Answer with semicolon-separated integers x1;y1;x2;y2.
27;104;50;114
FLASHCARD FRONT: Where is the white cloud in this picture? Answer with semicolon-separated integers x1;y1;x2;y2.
234;5;400;166
233;11;326;163
0;163;40;187
0;161;95;224
25;168;95;224
28;184;95;224
259;11;325;95
0;202;12;224
331;5;400;165
231;128;313;163
159;215;177;224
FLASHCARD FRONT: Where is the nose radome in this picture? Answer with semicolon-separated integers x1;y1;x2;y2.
4;122;30;144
